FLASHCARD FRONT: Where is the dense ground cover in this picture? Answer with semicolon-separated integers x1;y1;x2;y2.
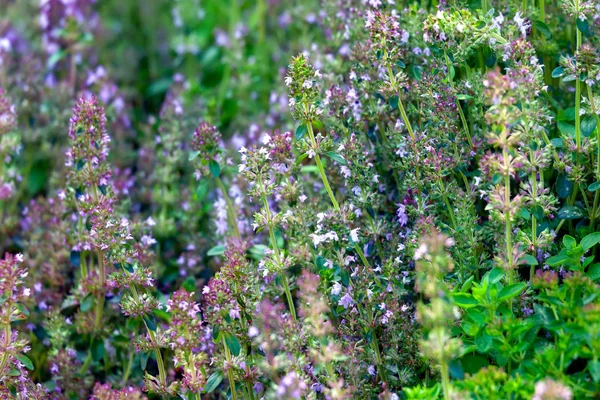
1;0;600;398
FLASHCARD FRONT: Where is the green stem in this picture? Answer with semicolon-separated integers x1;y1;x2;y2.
441;361;452;400
94;252;106;331
530;149;538;281
445;52;474;149
587;86;600;225
261;191;297;321
0;315;12;373
281;273;297;322
223;342;238;400
121;347;135;385
148;330;167;387
306;119;372;270
575;19;582;167
438;178;457;229
216;177;241;240
503;146;514;284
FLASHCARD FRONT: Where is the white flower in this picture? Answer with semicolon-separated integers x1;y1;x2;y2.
331;282;342;295
307;149;316;159
284;76;293;86
350;228;360;242
302;80;313;89
340;166;351;179
15;253;24;263
146;216;156;226
414;244;428;260
248;326;259;337
314;69;322;78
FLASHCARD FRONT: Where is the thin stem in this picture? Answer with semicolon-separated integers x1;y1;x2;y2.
216;177;241;240
388;67;424;212
280;272;297;322
306;117;339;209
587;86;600;225
440;361;452;400
147;330;167;387
575;17;583;166
94;252;106;331
223;342;238;400
261;190;297;321
121;347;135;385
0;314;12;373
438;178;457;229
306;119;372;271
503;145;514;284
444;52;474;149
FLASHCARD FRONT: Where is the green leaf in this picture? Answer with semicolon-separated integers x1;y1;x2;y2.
410;65;423;81
521;254;538;266
249;244;269;260
589;360;600;383
143;314;157;331
551;66;565;79
70;251;81;268
182;277;196;292
312;120;323;130
196;180;209;199
550;138;563;148
581;232;600;251
140;351;150;370
388;95;399;109
587;263;600;281
80;295;94;313
14;354;34;370
209;160;221;178
557;206;584;220
448;359;464;380
546;253;569;266
47;50;66;70
396;61;406;68
466;308;487;326
497;283;527;302
295;124;307;140
204;371;224;393
223;332;241;356
589;182;600;192
563;235;577;249
91;338;105;362
455;94;473;100
451;293;479;308
295;152;309;167
576;18;590;35
557;122;576;137
475;331;493;352
487;268;505;284
323;151;347;166
207;245;225;256
459;275;475;293
461;354;489;375
188;151;201;161
582;116;597;137
534;20;552;39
